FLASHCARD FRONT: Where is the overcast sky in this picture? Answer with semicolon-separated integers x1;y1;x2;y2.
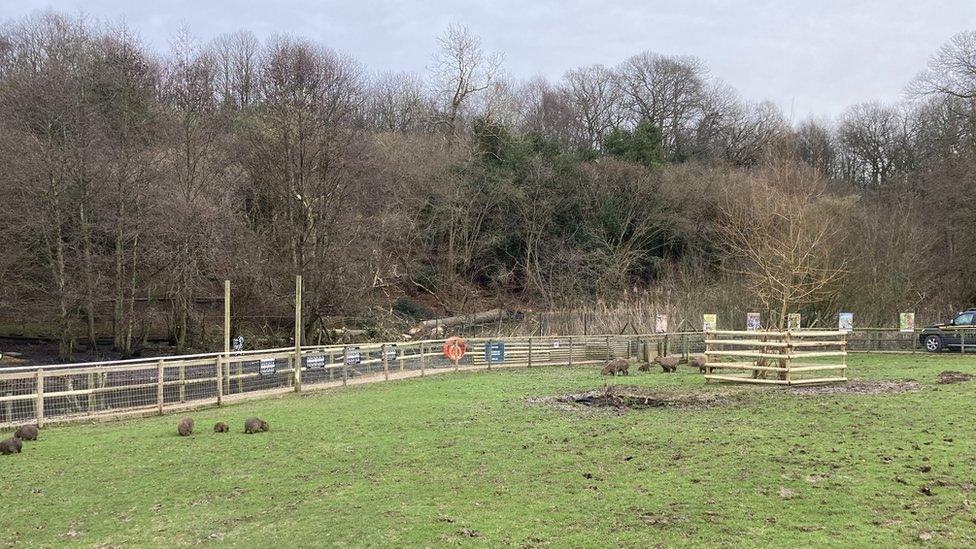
5;0;974;121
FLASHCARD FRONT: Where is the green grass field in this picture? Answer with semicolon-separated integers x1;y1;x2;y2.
3;354;976;547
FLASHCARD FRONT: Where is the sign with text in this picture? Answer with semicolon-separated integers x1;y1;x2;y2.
385;345;398;361
306;355;326;369
788;313;801;331
746;312;761;331
259;358;276;376
900;313;915;333
655;314;668;334
702;314;717;332
345;347;362;365
484;341;505;363
839;312;854;333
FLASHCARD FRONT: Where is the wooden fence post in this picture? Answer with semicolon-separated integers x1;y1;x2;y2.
87;371;95;414
216;356;223;405
294;274;303;392
382;344;390;381
527;337;533;367
605;335;611;361
35;369;44;428
179;364;186;403
342;346;348;386
568;336;573;367
157;360;165;415
487;339;493;371
420;342;426;377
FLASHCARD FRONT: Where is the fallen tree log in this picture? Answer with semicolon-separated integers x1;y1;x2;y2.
410;308;518;334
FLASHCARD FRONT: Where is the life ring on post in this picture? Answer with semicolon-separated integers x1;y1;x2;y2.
442;337;467;361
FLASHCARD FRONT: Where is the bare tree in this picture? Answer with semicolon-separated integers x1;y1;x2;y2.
912;31;976;99
208;30;260;110
366;71;433;132
615;52;707;156
563;64;624;149
430;24;502;135
837;101;915;190
719;162;852;330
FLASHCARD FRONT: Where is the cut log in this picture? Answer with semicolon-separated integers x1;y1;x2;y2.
410;309;516;334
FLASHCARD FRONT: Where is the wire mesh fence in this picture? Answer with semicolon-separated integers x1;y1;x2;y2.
0;327;962;428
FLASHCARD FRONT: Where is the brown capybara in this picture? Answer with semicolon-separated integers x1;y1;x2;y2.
0;437;22;455
244;417;269;434
654;355;679;373
600;358;629;376
213;422;229;433
14;424;38;441
177;417;194;436
637;362;652;372
688;355;707;373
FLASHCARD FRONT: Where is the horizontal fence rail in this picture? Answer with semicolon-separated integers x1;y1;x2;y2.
0;326;965;429
0;332;708;429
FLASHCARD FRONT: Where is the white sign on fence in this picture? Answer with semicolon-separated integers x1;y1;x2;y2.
306;355;325;369
259;358;276;376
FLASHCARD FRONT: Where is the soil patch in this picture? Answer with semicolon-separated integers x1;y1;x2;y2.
937;371;973;384
782;379;921;395
527;385;730;412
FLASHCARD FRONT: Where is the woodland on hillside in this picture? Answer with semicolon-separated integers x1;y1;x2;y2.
1;12;975;359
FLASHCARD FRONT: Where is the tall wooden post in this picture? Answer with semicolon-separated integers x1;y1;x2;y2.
420;342;426;377
35;369;44;428
216;356;223;405
605;335;611;361
157;360;165;415
382;344;390;381
487;339;493;371
342;346;348;386
224;280;231;357
568;336;573;367
294;275;303;392
527;337;533;367
87;371;95;414
178;364;186;403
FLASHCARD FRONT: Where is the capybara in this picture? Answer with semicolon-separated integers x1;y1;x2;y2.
688;355;707;373
244;417;269;434
213;422;229;433
14;424;38;440
637;362;652;372
0;437;22;455
600;358;629;376
654;355;679;373
177;417;194;436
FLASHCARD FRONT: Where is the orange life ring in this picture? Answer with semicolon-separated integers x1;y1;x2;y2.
442;337;467;361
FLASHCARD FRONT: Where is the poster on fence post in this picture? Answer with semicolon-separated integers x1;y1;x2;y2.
702;314;717;332
655;314;668;334
746;312;761;331
900;313;915;333
788;313;801;331
839;312;854;332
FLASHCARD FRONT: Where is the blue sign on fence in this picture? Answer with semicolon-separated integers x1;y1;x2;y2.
484;341;505;363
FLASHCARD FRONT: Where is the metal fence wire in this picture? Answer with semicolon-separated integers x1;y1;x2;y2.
0;327;955;428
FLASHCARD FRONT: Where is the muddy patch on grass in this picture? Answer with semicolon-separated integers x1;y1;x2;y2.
782;379;921;395
937;371;973;384
527;385;730;413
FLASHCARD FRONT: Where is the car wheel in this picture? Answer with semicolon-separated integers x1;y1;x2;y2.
924;335;943;352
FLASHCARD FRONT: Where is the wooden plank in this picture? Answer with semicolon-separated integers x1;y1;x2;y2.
704;363;787;373
705;339;789;347
707;351;797;359
788;377;848;385
790;351;847;358
704;374;789;385
789;364;847;372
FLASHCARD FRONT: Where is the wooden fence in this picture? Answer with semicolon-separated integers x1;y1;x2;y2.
0;332;708;429
703;329;847;385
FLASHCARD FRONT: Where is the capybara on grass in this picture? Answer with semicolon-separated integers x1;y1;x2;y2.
14;424;38;440
0;437;22;455
600;358;629;376
244;417;269;434
654;355;679;373
688;355;707;373
637;362;652;372
213;422;229;433
177;417;194;436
